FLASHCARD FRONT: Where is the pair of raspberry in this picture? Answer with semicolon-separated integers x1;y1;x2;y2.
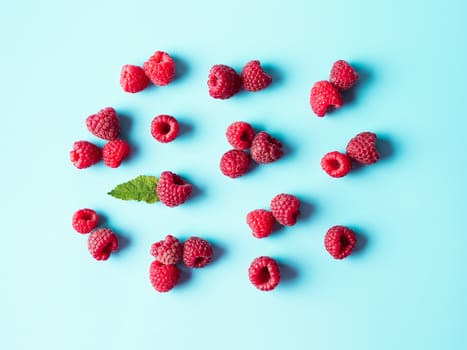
310;60;359;117
220;121;284;178
149;235;214;292
120;51;176;93
208;60;272;99
247;193;301;239
72;208;119;261
70;107;131;169
321;131;380;177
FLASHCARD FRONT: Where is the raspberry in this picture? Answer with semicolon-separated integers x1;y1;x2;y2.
270;193;301;226
149;261;180;292
102;139;130;168
310;80;343;117
183;237;213;268
246;209;275;239
324;225;357;259
207;64;242;99
219;149;250;178
248;256;280;291
151;115;179;143
143;51;175;86
86;107;120;141
156;171;192;207
321;151;352;178
346;131;379;165
250;131;283;164
225;121;255;150
70;141;101;169
87;228;119;261
72;208;99;234
150;235;183;265
329;60;359;91
241;60;272;92
120;64;150;93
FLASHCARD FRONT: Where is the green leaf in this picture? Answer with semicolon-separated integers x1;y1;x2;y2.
108;175;159;204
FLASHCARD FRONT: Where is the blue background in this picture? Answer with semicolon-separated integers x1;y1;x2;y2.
2;0;467;349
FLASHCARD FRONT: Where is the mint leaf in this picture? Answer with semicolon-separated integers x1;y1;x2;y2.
108;175;159;204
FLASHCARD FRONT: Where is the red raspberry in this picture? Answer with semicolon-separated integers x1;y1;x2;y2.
219;149;250;178
241;60;272;92
346;131;379;165
87;228;119;261
72;208;99;234
248;256;280;291
70;141;101;169
310;80;343;117
321;151;352;178
324;225;357;259
102;139;130;168
156;171;193;207
149;260;180;292
207;64;242;99
250;131;283;164
225;121;255;150
183;237;213;268
329;60;359;91
143;51;175;86
246;209;275;238
120;64;150;93
86;107;120;141
270;193;301;226
151;115;179;143
150;235;183;265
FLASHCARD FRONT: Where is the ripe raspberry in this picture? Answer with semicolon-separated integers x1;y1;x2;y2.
241;60;272;92
183;237;213;268
70;141;101;169
310;80;343;117
87;228;119;261
207;64;241;99
156;171;192;207
149;260;180;292
324;225;357;259
250;131;283;164
248;256;280;291
321;151;352;178
270;193;301;226
329;60;359;91
151;115;179;143
143;51;175;86
150;235;183;265
220;149;250;178
225;121;255;150
102;139;130;168
72;208;99;234
86;107;120;141
120;64;150;93
246;209;275;239
346;131;379;165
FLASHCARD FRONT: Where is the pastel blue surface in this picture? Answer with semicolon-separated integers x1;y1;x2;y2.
2;0;467;349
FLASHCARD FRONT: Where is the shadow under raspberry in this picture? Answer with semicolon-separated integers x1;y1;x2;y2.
276;259;299;284
349;228;370;256
261;63;285;89
113;231;131;257
171;55;190;84
177;265;193;287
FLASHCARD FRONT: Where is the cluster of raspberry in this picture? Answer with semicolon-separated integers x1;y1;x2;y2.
70;51;384;293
